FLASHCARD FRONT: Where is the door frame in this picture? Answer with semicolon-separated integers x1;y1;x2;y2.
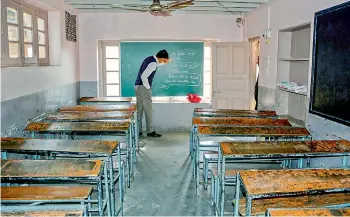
248;36;261;110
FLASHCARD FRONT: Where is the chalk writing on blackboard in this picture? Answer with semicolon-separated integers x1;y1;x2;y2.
161;72;201;89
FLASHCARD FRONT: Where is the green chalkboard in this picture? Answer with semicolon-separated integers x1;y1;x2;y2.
120;41;204;97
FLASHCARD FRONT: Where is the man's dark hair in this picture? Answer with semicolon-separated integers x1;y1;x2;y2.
156;49;169;59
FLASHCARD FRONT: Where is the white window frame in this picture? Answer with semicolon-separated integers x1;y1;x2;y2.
1;0;49;67
99;41;121;97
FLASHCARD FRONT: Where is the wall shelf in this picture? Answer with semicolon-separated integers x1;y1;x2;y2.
277;87;307;96
276;23;311;123
278;57;309;61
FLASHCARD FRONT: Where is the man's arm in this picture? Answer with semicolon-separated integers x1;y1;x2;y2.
141;62;157;89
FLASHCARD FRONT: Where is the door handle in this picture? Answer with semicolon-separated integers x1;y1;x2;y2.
212;91;221;93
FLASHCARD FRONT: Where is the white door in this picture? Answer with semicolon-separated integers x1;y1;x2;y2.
212;42;250;109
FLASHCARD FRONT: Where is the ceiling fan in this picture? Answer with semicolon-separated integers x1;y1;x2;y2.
110;0;195;16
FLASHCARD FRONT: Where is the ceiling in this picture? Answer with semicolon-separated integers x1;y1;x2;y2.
65;0;269;15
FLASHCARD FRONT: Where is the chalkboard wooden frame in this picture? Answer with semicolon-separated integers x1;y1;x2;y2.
309;1;350;126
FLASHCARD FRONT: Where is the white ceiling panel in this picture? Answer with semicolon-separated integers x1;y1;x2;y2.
65;0;269;15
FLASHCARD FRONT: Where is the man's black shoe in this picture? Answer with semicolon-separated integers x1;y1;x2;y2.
139;132;143;136
147;131;162;137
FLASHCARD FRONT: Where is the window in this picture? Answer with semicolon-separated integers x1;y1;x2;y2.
1;0;49;67
203;42;212;99
99;41;213;101
101;42;121;96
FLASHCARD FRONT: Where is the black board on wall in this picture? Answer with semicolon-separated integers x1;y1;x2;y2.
310;1;350;126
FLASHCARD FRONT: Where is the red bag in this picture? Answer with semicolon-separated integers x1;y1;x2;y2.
187;93;202;103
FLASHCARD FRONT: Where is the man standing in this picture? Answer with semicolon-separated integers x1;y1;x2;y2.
134;49;170;137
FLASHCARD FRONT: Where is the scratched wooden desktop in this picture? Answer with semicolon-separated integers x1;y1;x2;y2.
193;109;277;118
24;121;130;133
197;125;310;136
1;210;84;217
237;194;350;216
234;168;350;216
194;108;277;116
1;159;109;216
189;117;292;157
1;186;93;201
79;97;132;105
1;138;118;156
192;117;291;126
266;208;350;217
46;111;134;122
59;104;137;112
215;140;350;216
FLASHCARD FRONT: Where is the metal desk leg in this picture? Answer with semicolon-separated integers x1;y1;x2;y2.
220;157;226;217
97;177;103;216
103;162;112;217
1;152;8;160
108;156;115;216
196;135;200;194
245;196;252;217
117;144;124;215
297;158;304;169
343;156;348;168
129;130;134;180
233;172;240;217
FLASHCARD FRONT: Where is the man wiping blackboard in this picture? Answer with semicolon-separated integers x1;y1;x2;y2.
134;49;170;137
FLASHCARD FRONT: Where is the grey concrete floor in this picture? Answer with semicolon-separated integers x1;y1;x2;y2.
123;132;214;216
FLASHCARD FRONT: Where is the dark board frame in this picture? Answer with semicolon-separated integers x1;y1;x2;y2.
309;1;350;126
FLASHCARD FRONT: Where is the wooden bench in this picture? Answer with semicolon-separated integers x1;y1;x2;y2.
46;111;134;122
234;194;350;216
193;126;312;191
266;207;350;217
217;140;350;216
1;185;92;215
59;104;136;112
193;109;277;118
79;97;132;105
234;169;350;216
1;159;112;216
1;210;84;217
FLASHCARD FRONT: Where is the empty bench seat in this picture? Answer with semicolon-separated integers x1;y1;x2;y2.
233;193;350;216
1;186;93;202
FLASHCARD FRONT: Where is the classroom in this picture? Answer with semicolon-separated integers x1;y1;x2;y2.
1;0;350;216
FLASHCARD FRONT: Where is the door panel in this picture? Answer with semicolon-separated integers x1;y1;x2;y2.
212;42;250;109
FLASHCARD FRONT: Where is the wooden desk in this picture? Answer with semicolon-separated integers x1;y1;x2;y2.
216;140;350;216
1;159;109;216
1;186;92;201
194;108;277;116
193;109;277;118
193;126;311;193
0;138;124;216
24;121;130;133
234;169;350;216
23;122;134;190
192;117;291;126
1;210;84;217
79;97;132;105
46;111;134;122
1;138;118;156
190;117;291;161
266;208;350;217
59;104;136;112
197;125;310;136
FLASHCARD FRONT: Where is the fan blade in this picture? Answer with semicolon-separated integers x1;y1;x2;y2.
170;2;194;10
164;0;194;9
110;4;149;12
